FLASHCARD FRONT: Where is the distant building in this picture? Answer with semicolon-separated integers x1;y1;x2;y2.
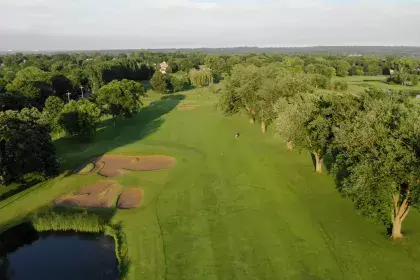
159;61;169;74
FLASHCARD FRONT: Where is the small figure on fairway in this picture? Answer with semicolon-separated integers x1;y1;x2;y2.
235;132;240;139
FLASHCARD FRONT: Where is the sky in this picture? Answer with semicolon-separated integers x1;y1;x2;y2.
0;0;419;51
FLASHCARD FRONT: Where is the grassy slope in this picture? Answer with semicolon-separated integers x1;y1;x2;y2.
2;88;420;279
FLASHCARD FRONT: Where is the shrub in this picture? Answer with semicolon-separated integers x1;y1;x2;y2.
169;71;190;92
411;75;419;86
333;81;349;91
311;74;330;89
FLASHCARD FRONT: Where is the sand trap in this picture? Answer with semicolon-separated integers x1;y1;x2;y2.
75;180;117;195
178;104;199;111
55;182;122;208
117;188;143;209
77;154;176;178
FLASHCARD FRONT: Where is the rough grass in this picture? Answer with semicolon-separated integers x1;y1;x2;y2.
31;210;107;232
2;88;420;279
78;162;95;174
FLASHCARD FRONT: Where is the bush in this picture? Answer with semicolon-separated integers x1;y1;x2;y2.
333;81;349;91
189;68;212;87
411;75;419;86
169;71;190;92
150;71;166;93
311;74;330;89
59;99;101;139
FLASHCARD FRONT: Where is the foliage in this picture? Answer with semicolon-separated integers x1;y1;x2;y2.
305;63;336;78
0;110;58;184
189;68;213;87
169;71;190;92
333;80;349;91
311;74;330;89
332;60;351;77
332;91;420;238
95;79;145;119
411;75;419;86
41;96;65;135
5;67;53;108
59;99;101;139
150;71;167;93
387;71;411;85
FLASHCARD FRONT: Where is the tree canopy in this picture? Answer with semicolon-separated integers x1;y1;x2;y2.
95;79;145;120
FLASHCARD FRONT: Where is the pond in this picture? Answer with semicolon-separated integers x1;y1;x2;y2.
0;223;118;280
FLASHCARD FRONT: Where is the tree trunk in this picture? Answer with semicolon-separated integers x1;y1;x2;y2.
249;117;255;124
261;121;267;133
391;192;410;239
286;140;293;151
391;217;403;239
313;152;323;174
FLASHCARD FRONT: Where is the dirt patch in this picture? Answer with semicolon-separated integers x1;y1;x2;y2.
78;154;176;178
75;180;117;195
117;188;143;209
178;104;199;111
55;182;122;208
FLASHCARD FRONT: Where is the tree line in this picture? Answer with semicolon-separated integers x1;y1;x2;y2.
218;63;420;240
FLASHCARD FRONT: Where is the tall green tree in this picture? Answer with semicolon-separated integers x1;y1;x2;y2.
219;65;261;123
275;94;331;173
6;66;53;108
188;68;213;87
169;71;190;92
41;96;65;138
0;110;58;184
95;79;145;122
332;92;420;239
150;71;166;93
59;99;101;139
332;60;351;77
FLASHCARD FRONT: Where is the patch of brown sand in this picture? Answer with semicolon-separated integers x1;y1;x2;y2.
55;183;122;208
80;154;176;178
117;188;143;209
178;104;199;111
75;180;117;195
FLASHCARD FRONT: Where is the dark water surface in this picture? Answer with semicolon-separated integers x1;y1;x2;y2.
0;223;118;280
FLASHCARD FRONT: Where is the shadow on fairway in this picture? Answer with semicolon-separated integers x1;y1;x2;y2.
54;94;185;172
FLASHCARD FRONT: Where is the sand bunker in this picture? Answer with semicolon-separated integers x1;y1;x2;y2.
55;181;122;208
178;104;199;111
77;154;176;178
117;188;143;209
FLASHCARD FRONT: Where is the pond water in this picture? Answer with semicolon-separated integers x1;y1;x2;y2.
0;223;118;280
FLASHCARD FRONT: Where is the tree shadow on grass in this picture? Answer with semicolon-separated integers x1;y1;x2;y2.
54;94;185;172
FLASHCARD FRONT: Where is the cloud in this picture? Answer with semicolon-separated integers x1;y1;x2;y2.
0;0;419;50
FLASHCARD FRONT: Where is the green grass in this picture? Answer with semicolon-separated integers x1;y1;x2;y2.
2;87;420;279
335;75;420;94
